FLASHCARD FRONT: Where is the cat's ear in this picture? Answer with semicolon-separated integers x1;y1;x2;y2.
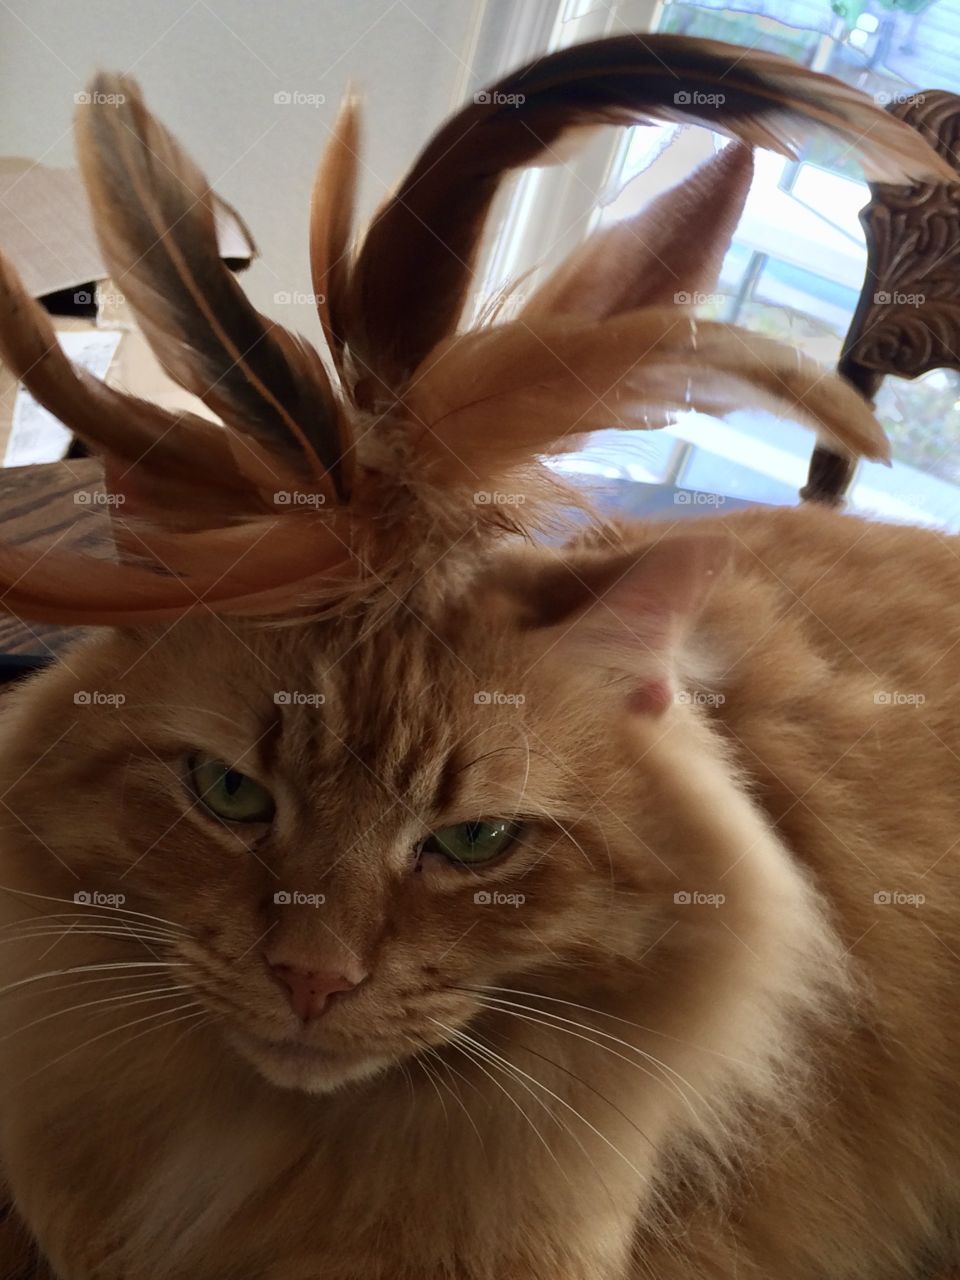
498;535;729;715
521;142;753;321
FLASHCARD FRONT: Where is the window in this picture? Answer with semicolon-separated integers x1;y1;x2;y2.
477;0;960;529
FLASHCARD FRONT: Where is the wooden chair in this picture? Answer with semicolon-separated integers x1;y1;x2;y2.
803;88;960;505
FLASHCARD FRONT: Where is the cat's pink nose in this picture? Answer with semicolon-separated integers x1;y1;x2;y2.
269;963;359;1022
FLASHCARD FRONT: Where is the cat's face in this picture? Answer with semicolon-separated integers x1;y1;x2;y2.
0;549;688;1096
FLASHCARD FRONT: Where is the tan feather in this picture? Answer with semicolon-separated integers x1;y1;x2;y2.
348;34;954;388
0;516;359;625
117;514;351;586
310;95;360;377
521;143;754;320
75;72;353;499
404;312;889;482
0;36;926;630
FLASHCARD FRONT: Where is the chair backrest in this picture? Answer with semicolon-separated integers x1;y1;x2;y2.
802;89;960;505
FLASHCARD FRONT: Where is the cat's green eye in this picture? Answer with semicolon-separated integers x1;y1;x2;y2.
189;752;276;824
421;819;520;866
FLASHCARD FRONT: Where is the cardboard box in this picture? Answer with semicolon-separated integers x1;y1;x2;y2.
0;157;257;464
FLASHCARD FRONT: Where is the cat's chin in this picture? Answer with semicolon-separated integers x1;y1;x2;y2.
232;1030;392;1095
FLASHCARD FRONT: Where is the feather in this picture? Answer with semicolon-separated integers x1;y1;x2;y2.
75;72;353;500
0;249;293;521
310;94;360;376
404;312;890;482
521;142;754;320
0;517;357;626
0;35;926;630
117;514;350;586
348;34;954;387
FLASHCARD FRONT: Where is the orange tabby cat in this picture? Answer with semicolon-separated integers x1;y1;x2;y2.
0;35;957;1280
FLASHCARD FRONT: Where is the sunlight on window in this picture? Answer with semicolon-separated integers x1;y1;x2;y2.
553;0;960;530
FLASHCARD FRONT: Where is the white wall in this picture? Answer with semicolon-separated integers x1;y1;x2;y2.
0;0;513;336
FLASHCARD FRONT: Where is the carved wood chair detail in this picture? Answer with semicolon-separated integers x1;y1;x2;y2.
802;89;960;505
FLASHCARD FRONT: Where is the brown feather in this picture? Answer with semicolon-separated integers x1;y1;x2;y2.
0;37;926;629
0;250;292;521
348;34;954;388
75;72;353;499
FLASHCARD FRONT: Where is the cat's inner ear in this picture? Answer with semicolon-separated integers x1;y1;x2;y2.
498;536;729;716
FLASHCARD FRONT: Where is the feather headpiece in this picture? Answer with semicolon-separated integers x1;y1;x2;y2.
0;35;953;625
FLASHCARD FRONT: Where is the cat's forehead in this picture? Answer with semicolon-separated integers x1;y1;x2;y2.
215;608;521;810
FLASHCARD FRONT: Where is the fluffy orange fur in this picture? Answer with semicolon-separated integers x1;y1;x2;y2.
0;33;958;1280
1;509;960;1279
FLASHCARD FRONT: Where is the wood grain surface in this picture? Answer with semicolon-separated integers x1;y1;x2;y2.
0;458;108;657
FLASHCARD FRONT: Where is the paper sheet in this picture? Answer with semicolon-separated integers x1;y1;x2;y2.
5;329;122;466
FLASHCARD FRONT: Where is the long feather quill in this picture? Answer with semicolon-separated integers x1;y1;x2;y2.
404;312;890;481
75;73;353;499
347;34;954;387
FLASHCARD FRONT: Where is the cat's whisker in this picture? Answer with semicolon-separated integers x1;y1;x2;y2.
433;1016;650;1187
0;921;184;950
0;969;184;1004
477;1018;659;1153
461;1020;640;1214
418;1044;487;1153
0;921;176;939
396;1058;418;1120
0;984;192;1046
98;1005;210;1066
430;1018;569;1185
513;725;533;819
444;1021;644;1224
543;814;597;870
153;1011;220;1069
0;911;180;935
469;993;720;1133
0;926;178;948
0;885;190;934
409;1046;449;1127
22;999;204;1082
0;961;187;1002
466;985;755;1070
